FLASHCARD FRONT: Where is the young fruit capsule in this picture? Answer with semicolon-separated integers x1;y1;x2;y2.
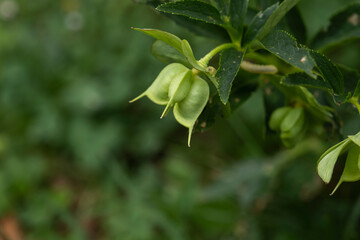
173;75;210;147
269;106;292;131
280;107;306;148
129;63;191;107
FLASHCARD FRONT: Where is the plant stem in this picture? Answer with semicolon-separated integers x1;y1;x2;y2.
199;43;237;66
349;97;360;115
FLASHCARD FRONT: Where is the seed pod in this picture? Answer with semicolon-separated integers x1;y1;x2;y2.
269;107;292;131
281;116;307;148
161;68;192;118
173;75;210;147
280;108;305;133
129;63;191;105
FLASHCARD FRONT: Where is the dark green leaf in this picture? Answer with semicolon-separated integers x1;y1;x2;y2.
257;0;301;40
212;0;230;15
243;3;279;45
132;28;183;52
281;72;331;91
165;14;230;41
230;0;249;32
312;3;360;49
216;48;245;104
157;0;224;26
310;50;344;95
285;6;307;44
334;66;360;103
151;40;190;67
261;30;316;78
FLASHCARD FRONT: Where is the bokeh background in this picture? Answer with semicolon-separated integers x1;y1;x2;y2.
0;0;359;239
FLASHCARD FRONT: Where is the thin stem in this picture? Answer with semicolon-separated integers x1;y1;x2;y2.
199;43;237;66
349;97;360;115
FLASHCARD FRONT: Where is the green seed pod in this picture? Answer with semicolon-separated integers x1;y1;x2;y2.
161;68;192;118
269;106;292;131
129;63;191;105
173;75;210;147
280;108;305;133
280;107;306;148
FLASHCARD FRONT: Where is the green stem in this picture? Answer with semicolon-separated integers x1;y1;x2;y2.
198;43;237;66
349;97;360;115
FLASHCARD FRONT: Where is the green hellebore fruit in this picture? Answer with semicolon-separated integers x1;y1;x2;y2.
173;75;209;147
129;63;192;108
269;106;292;131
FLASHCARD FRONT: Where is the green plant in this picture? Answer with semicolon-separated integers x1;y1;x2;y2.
130;0;360;194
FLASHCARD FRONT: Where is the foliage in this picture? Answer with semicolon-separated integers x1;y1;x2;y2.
0;0;359;239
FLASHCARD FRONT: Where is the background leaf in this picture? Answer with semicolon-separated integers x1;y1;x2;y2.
312;3;360;50
243;3;279;45
157;0;224;26
230;0;249;33
257;0;301;40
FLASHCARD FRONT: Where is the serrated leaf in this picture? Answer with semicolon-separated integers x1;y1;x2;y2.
230;0;249;32
167;14;230;41
243;3;279;45
151;40;190;67
133;28;183;52
285;6;307;44
312;3;360;49
257;0;300;40
216;48;245;104
334;66;360;103
317;138;352;183
309;51;344;95
261;30;316;78
157;0;224;26
212;0;230;15
281;72;331;90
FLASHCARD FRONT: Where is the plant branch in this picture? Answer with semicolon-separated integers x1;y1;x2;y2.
199;43;237;66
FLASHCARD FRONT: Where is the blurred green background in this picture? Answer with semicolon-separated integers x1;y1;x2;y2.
0;0;359;239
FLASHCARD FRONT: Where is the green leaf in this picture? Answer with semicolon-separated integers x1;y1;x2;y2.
261;30;316;78
243;3;279;45
151;40;190;67
132;28;183;52
212;0;229;15
309;51;344;95
349;132;360;147
317;138;352;183
285;6;307;44
312;3;360;49
334;66;360;103
216;48;245;104
230;0;249;32
157;0;224;26
331;146;360;195
257;0;301;40
281;72;331;91
181;40;206;71
167;15;230;41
